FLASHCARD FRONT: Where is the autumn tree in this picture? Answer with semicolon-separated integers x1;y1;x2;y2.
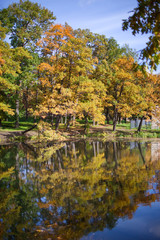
0;25;14;126
0;0;56;127
101;57;142;131
20;52;41;120
121;43;139;61
132;71;158;131
36;24;77;129
0;0;56;49
76;76;106;132
74;29;124;64
0;23;29;126
36;24;100;131
77;30;138;125
122;0;160;70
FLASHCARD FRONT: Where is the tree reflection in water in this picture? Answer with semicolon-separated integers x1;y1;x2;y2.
0;141;160;239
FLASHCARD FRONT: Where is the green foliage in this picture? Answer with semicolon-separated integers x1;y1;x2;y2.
133;131;160;138
117;122;130;129
1;120;34;131
121;44;139;61
0;0;56;48
0;0;56;128
122;0;160;70
0;24;21;119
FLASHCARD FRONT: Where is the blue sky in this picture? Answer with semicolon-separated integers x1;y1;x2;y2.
0;0;159;73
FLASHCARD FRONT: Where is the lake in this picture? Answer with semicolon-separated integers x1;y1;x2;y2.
0;140;160;240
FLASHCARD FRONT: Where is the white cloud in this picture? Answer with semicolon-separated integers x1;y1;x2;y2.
73;11;130;33
85;12;129;26
79;0;97;7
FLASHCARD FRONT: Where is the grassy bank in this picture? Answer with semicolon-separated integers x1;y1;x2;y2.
0;121;35;131
0;120;160;144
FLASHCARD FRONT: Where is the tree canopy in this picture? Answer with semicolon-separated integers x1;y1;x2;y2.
0;0;159;133
122;0;160;70
0;0;56;48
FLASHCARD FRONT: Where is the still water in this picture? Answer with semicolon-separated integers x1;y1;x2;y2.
0;140;160;240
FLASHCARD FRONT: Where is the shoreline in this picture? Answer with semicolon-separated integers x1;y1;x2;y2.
0;127;160;145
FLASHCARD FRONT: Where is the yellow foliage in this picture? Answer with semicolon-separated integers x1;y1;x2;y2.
36;120;66;142
0;102;14;115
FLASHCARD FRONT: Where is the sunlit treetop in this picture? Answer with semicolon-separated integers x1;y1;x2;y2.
0;0;56;48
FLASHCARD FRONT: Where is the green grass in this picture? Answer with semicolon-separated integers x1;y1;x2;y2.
148;129;160;133
76;119;94;124
116;122;130;129
1;120;159;139
116;122;157;131
133;131;160;138
0;121;35;131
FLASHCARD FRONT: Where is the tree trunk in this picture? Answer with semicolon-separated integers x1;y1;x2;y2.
118;113;121;124
34;89;38;123
0;118;2;127
113;121;116;131
66;114;72;130
97;141;99;155
15;147;20;189
56;149;64;170
15;91;19;128
65;114;67;125
137;116;144;132
113;106;117;131
72;142;77;159
84;115;88;134
138;142;146;164
72;115;76;126
23;88;29;120
51;114;54;126
105;107;110;124
55;114;61;130
84;141;88;161
105;142;109;161
64;144;68;157
25;105;29;120
61;116;63;124
22;124;37;134
93;141;96;157
113;142;118;169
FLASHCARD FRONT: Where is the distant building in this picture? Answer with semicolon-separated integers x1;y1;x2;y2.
130;119;151;129
130;107;160;130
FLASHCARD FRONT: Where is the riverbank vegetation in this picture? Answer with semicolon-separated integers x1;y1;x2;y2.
0;119;160;145
0;0;159;141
